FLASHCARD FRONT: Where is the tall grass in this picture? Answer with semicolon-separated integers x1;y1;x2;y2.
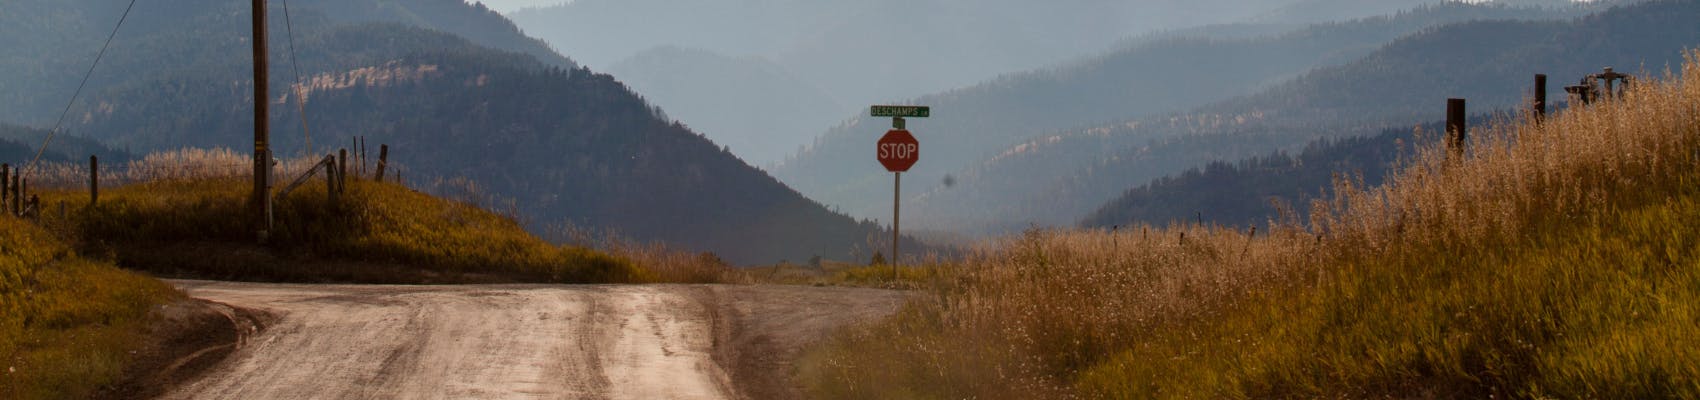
26;147;325;189
804;51;1700;398
0;216;178;399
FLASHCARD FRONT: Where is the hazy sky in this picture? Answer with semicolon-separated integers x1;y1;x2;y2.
470;0;571;14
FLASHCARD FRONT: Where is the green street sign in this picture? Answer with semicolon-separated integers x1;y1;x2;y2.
871;105;930;118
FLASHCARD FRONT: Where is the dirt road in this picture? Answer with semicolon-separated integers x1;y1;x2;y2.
161;281;905;400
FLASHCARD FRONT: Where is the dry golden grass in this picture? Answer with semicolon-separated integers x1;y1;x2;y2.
26;147;326;189
550;224;740;284
804;51;1700;399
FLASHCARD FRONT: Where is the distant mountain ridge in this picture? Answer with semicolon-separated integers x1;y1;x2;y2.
508;0;1404;166
918;0;1694;235
769;1;1605;234
606;46;844;167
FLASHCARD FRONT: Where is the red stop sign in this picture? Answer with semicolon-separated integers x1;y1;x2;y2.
877;129;919;172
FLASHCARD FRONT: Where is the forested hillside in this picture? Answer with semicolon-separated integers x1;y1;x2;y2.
1080;124;1445;230
771;2;1602;234
0;0;569;128
0;124;129;165
0;0;914;265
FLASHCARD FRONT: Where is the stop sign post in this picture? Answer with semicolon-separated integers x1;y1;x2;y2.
878;130;919;172
872;105;928;278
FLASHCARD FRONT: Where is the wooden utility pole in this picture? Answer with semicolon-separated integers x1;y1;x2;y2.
251;0;273;240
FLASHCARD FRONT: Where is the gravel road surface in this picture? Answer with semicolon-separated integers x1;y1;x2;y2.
161;281;904;400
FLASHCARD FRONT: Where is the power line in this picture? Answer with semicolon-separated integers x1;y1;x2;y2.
280;0;314;157
25;0;139;177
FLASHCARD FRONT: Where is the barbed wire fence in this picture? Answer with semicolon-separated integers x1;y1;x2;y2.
9;146;405;194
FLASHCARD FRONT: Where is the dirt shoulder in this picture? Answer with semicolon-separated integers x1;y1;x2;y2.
691;285;907;400
94;298;269;400
156;281;904;399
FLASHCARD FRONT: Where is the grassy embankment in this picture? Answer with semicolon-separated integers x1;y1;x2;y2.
35;177;645;284
1;215;178;398
804;51;1700;398
22;148;742;283
3;149;729;398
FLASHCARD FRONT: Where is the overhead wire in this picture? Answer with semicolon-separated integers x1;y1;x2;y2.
25;0;139;177
280;0;314;157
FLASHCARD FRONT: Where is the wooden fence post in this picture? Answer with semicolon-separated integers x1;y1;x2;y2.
355;136;365;176
90;155;99;205
15;174;24;215
1534;74;1548;121
338;148;348;184
1447;98;1467;160
324;155;339;210
2;163;9;213
375;144;389;182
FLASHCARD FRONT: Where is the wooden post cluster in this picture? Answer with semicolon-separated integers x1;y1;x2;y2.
276;154;344;210
352;136;368;177
1447;98;1467;160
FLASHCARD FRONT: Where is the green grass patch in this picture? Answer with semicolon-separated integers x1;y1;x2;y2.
1;216;179;399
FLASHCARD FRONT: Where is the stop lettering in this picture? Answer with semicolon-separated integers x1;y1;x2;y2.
877;129;919;172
